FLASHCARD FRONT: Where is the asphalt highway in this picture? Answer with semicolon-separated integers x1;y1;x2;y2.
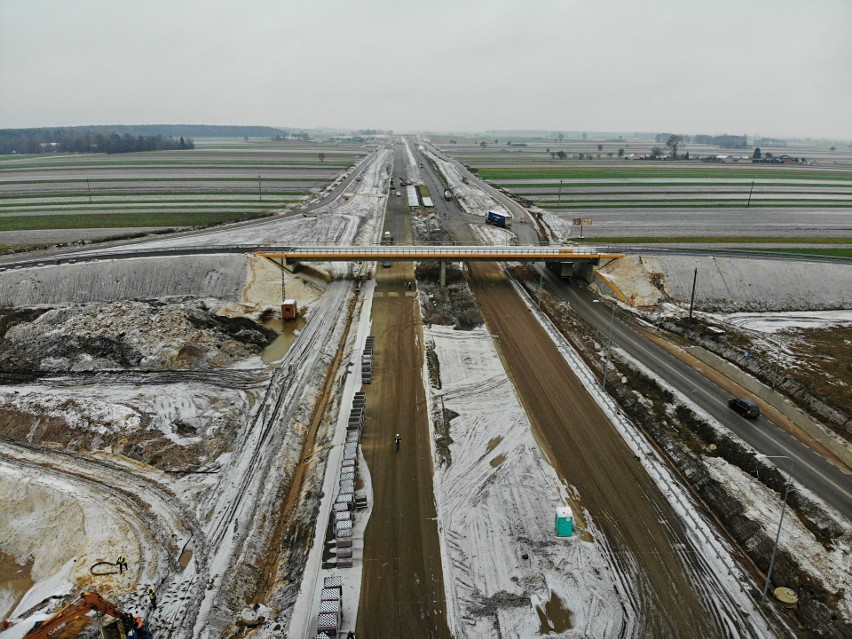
557;275;852;520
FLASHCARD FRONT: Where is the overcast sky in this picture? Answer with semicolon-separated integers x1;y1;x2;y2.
1;0;850;139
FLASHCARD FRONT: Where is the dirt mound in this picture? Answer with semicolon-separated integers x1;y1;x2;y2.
0;300;276;372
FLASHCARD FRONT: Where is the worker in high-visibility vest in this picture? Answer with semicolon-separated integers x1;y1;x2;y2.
147;587;157;610
116;555;128;573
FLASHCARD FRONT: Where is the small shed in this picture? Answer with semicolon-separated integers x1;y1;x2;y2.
555;506;574;537
281;299;298;320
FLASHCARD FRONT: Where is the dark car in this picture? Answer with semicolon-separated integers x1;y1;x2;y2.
382;260;392;268
728;398;760;418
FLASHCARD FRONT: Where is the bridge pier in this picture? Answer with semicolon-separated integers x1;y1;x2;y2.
439;259;446;287
576;261;597;283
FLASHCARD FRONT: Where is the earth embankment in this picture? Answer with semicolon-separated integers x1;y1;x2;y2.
0;255;247;305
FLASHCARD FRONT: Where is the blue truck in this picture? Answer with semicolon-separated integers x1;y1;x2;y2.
485;210;512;228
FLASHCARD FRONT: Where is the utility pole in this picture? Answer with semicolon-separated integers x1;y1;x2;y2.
258;175;262;201
86;178;92;203
599;301;617;391
747;180;755;207
760;455;793;603
688;268;698;319
558;179;563;204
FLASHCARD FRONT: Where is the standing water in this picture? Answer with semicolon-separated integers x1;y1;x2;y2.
261;316;306;364
0;550;34;620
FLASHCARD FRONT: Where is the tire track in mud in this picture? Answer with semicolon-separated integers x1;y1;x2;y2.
0;441;207;631
249;296;356;603
419;144;766;637
32;369;268;389
468;260;752;637
190;281;352;637
184;149;392;636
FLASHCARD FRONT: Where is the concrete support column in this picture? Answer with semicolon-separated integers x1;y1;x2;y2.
577;262;596;283
282;257;300;274
440;259;446;287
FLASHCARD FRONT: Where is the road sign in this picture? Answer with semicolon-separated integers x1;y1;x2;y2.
573;218;593;225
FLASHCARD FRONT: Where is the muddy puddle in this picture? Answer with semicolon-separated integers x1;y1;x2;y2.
261;316;306;364
535;590;574;634
0;549;34;620
179;548;193;571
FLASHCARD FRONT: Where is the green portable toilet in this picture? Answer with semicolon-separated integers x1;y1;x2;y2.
555;506;574;537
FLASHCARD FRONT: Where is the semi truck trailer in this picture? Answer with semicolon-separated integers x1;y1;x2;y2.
485;210;512;228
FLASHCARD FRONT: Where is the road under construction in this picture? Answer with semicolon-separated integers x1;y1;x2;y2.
2;139;848;638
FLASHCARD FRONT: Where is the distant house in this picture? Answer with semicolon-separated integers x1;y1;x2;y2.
715;154;733;163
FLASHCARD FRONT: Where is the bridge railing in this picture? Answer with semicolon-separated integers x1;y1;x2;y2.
265;245;609;257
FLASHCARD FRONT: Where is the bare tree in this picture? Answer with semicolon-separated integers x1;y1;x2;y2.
597;143;603;152
480;141;487;149
318;152;326;162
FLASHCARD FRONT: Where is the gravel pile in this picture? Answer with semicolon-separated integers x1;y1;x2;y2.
0;300;276;371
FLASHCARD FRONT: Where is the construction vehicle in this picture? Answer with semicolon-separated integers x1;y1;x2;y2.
443;189;452;201
23;591;148;639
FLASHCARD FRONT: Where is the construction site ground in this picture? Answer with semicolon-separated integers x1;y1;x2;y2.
1;140;850;639
356;259;450;637
467;260;722;636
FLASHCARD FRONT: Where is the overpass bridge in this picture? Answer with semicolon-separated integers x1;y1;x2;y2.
255;245;625;285
0;244;624;286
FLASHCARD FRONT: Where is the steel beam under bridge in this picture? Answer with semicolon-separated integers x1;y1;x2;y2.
255;245;624;263
256;246;624;286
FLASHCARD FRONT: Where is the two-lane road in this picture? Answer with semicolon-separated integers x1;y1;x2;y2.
549;267;852;520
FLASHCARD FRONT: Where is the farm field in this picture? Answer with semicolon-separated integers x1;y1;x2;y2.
0;138;368;247
430;136;852;243
0;137;850;639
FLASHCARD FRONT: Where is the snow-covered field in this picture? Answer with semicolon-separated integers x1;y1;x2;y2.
424;324;630;637
1;136;849;638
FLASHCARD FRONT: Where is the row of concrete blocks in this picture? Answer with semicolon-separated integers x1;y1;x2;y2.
315;575;344;637
333;390;369;566
361;335;375;384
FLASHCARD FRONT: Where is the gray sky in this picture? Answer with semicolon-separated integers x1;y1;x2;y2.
2;0;850;138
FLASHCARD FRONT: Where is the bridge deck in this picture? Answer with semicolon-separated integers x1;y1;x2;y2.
256;245;624;262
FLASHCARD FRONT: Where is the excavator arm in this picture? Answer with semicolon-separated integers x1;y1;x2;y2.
24;591;138;638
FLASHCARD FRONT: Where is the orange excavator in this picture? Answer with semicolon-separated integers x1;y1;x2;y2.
22;591;148;638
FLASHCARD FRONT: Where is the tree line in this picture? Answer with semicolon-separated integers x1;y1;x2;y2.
0;128;194;155
655;132;748;149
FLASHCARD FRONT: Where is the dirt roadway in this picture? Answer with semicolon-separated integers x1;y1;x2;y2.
356;261;450;638
468;260;745;638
